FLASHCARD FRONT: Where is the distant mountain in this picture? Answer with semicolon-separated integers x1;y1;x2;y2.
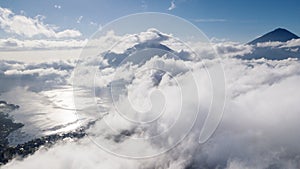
241;28;300;60
102;29;192;68
248;28;299;45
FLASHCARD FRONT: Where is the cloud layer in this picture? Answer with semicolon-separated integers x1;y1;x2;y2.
0;38;87;50
1;29;300;169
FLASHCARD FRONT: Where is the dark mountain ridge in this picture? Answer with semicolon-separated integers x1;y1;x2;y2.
248;28;299;45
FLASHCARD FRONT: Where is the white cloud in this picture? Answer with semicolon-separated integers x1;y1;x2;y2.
256;41;283;48
0;38;87;50
89;21;97;26
3;57;300;169
168;0;176;11
0;49;82;63
0;7;81;38
54;5;61;9
213;41;253;57
141;0;147;10
19;10;25;15
280;38;300;48
55;29;82;38
252;38;300;49
76;16;83;24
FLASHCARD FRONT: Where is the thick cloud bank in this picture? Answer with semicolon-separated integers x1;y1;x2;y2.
0;7;81;39
1;29;300;169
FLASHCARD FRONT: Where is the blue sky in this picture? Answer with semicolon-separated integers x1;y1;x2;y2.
0;0;300;42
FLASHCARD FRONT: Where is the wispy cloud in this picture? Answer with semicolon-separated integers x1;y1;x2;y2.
76;16;83;24
0;38;87;50
168;0;176;11
193;18;227;23
141;0;147;10
20;10;25;15
54;5;61;9
89;21;97;26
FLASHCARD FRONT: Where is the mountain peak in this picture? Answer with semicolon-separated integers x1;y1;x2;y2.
274;27;288;31
248;28;299;45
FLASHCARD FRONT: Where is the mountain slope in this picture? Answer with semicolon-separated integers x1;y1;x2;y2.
248;28;299;45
